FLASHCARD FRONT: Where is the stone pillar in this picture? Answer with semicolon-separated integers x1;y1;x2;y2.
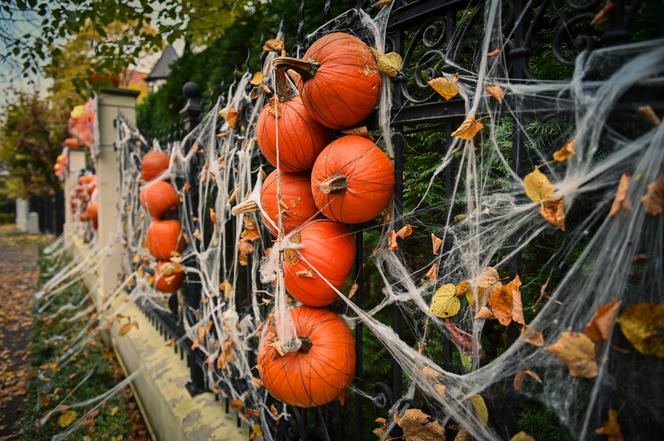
64;149;87;243
15;198;28;232
95;88;139;302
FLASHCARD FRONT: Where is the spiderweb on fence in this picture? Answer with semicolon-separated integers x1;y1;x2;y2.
39;1;664;440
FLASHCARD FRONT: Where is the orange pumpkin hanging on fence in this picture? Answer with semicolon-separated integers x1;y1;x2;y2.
283;220;355;306
140;181;178;219
256;69;332;172
311;135;394;224
275;32;382;129
154;261;185;293
86;203;98;229
141;151;170;182
147;220;183;260
64;137;80;149
260;170;318;236
257;306;356;407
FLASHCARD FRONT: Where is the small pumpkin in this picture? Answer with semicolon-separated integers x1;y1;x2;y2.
86;203;98;229
141;151;170;182
275;32;382;129
154;261;185;293
256;69;332;172
85;181;96;196
146;220;183;260
79;175;95;185
140;181;178;219
283;220;355;307
311;135;394;224
260;170;318;236
257;306;355;407
64;137;80;149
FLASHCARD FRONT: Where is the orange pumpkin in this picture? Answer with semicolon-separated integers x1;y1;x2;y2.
146;220;183;260
64;137;80;149
257;306;355;407
311;135;394;224
154;261;184;293
140;181;178;219
86;203;98;229
86;181;96;196
260;170;318;236
283;220;355;307
79;175;95;185
141;151;170;182
275;32;381;129
256;70;332;172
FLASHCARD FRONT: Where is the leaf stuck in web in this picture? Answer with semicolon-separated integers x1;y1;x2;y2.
452;114;484;140
57;409;77;428
431;233;443;255
641;174;664;216
395;408;445;441
250;72;263;86
430;284;461;318
609;173;632;217
552;140;575;162
371;49;403;78
428;74;459;101
524;168;555;203
513;370;542;391
546;331;598;378
590;0;615;26
539;197;565;230
219;106;238;128
510;432;537;441
617;302;664;358
583;300;621;341
595;409;623;441
485;85;505;103
470;394;489;426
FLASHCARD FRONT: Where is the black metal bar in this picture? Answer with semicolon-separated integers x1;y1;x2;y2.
353;228;364;441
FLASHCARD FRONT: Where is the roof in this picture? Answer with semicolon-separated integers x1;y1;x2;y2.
145;44;179;82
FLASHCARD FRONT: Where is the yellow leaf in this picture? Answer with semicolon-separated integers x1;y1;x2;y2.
583;300;621;341
452;114;484;141
58;410;77;428
110;406;119;416
431;233;443;255
539;197;565;230
524;168;555;203
470;395;488;426
250;72;263;86
428;74;459;101
371;49;403;78
595;409;623;441
552;139;575;162
617;302;664;358
513;370;542;391
118;322;133;336
430;284;461;318
510;432;537;441
219;106;238;128
485;85;505;103
641;174;664;216
395;408;445;441
546;331;598;378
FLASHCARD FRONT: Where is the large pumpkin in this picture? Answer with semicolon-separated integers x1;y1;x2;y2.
283;220;355;307
274;32;381;129
311;135;394;224
260;170;318;236
141;151;170;182
140;181;178;219
257;306;355;407
154;261;184;293
146;220;183;260
256;70;332;172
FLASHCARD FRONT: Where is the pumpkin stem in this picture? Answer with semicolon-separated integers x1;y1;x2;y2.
231;199;258;216
274;68;296;102
274;57;319;80
319;174;348;194
298;336;313;354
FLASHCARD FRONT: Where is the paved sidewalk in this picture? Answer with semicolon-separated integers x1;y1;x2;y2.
0;225;49;440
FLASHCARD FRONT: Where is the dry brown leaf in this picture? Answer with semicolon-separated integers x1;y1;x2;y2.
341;126;374;140
522;326;544;347
371;49;403;78
237;239;254;266
396;224;414;239
539;197;565;231
452;114;484;141
295;269;313;278
250;72;263;86
372;417;388;438
388;230;398;252
454;430;472;441
508;276;525;325
584;300;621;341
637;105;661;125
425;264;438;282
553;140;575;162
595;409;623;441
488;285;513;326
118;322;133;336
524;168;555;203
510;432;537;441
468;267;501;306
617;302;664;358
513;370;542;391
219;280;234;300
219;106;238;128
641;175;664;216
487;45;502;57
546;331;598;378
590;0;615;26
475;306;495;320
455;280;470;296
371;0;393;8
470;395;488;426
395;408;445;441
431;233;443;255
210;207;218;224
609;173;632;217
348;283;359;299
428;74;459;101
485;85;505;103
262;38;284;53
198;325;206;342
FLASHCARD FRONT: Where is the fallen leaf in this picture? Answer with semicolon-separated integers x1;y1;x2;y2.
110;406;119;416
219;106;238;128
118;322;133;336
637;105;661;126
609;173;632;217
431;234;443;255
470;395;488;426
617;302;664;358
510;432;537;441
485;85;505;103
553;140;575;162
590;0;615;26
524;168;555;203
395;408;445;441
425;264;438;282
430;284;461;318
595;409;623;441
641;174;664;216
546;331;598;378
371;49;403;78
262;38;284;53
539;197;565;230
396;224;414;239
513;370;542;391
522;326;544;347
487;45;502;57
584;300;621;341
429;74;459;101
58;410;77;428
